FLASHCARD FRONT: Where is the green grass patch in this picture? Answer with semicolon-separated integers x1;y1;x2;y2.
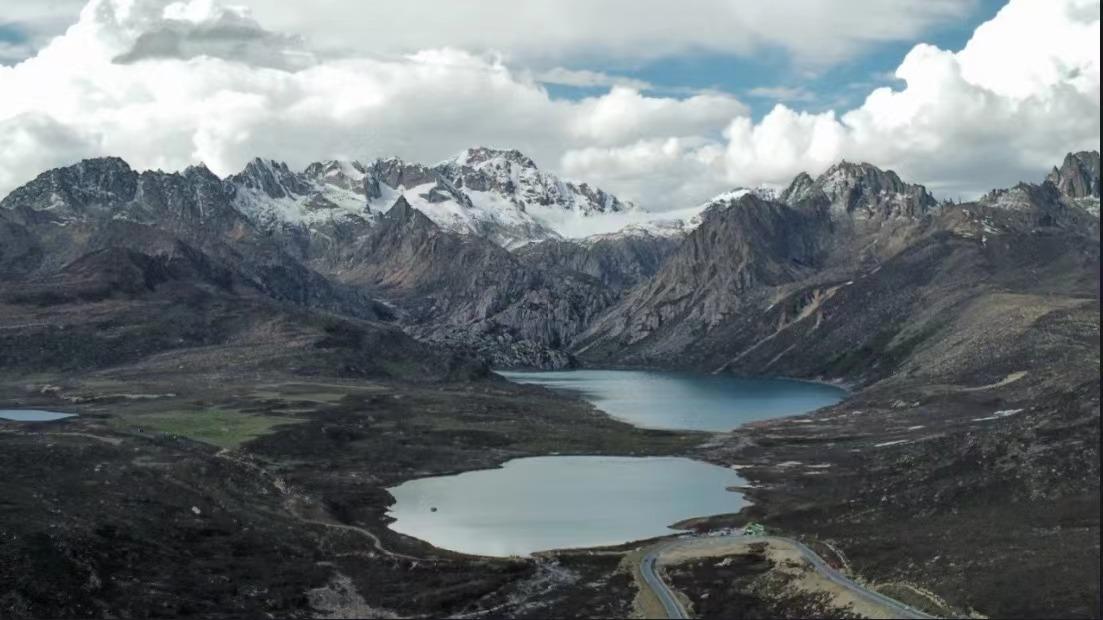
110;408;304;449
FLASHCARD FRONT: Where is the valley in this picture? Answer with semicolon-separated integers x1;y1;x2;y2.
0;147;1098;618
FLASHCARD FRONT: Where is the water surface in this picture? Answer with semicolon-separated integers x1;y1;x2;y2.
0;409;76;422
387;456;745;556
498;369;845;431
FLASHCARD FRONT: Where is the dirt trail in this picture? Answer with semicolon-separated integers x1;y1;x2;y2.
213;448;435;563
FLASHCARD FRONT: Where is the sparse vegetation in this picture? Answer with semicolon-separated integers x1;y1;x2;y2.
108;407;304;449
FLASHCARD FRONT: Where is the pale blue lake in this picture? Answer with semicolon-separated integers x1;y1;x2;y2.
387;456;745;556
387;370;846;556
0;409;76;422
497;369;846;432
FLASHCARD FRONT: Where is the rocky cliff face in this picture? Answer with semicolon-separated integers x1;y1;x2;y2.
1;150;1097;375
515;232;680;291
0;160;480;380
781;161;936;220
1047;150;1101;200
221;147;649;249
1042;150;1101;217
575;153;1099;383
0;158;379;317
436;147;631;215
330;197;618;368
0;148;1098;620
0;151;655;370
573;194;831;362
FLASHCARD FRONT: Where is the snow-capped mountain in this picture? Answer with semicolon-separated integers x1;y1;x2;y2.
436;147;631;223
780;161;936;219
590;186;777;242
224;147;657;248
227;158;376;228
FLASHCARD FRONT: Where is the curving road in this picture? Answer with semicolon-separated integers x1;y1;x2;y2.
639;535;936;619
641;540;691;618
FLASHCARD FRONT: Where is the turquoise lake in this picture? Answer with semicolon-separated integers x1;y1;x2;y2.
386;456;745;557
497;369;846;432
0;409;76;422
386;370;846;556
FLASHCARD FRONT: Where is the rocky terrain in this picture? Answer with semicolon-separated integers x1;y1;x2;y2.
0;148;1099;618
226;147;644;251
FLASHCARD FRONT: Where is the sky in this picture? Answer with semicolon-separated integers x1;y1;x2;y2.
0;0;1098;210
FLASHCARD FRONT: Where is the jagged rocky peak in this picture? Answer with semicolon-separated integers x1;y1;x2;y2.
0;157;252;237
0;156;139;214
303;159;364;186
302;159;382;200
779;172;816;204
455;146;538;170
224;158;377;228
370;157;442;190
979;181;1061;212
228;158;313;199
782;161;935;219
1046;150;1101;199
436;146;633;215
705;187;778;208
978;152;1101;219
368;195;444;254
381;195;427;223
182;162;219;181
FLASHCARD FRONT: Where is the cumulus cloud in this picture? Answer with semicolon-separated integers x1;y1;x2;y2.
0;0;750;206
2;0;973;68
0;0;1098;211
0;1;88;64
112;1;310;69
746;86;818;103
238;0;971;68
535;67;652;91
562;139;728;210
567;0;1101;201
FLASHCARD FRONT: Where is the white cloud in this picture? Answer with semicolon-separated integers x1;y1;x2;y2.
562;138;727;209
0;0;1098;212
746;86;817;103
535;67;652;91
567;0;1101;201
0;0;750;208
0;1;87;64
2;0;974;68
0;41;36;65
178;0;975;68
567;87;747;145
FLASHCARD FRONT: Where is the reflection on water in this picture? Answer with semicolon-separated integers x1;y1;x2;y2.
499;369;845;431
387;456;746;556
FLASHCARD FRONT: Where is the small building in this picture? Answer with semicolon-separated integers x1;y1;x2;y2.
742;522;766;536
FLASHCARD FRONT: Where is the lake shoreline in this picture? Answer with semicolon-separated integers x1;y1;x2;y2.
385;454;749;557
496;369;847;433
385;369;848;556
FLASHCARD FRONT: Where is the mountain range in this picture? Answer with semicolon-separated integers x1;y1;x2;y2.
1;148;1098;376
0;146;1099;618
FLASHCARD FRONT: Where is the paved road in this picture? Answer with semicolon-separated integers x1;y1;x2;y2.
640;540;690;619
639;535;936;619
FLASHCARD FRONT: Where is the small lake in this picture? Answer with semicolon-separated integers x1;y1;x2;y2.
0;409;76;422
386;456;745;557
497;369;846;432
387;370;844;556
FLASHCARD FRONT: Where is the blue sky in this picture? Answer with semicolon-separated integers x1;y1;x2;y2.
1;0;1004;120
0;0;1097;209
545;0;1008;120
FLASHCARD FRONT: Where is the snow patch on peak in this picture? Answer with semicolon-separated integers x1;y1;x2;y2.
703;187;778;206
221;149;702;246
451;147;537;170
228;159;373;227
